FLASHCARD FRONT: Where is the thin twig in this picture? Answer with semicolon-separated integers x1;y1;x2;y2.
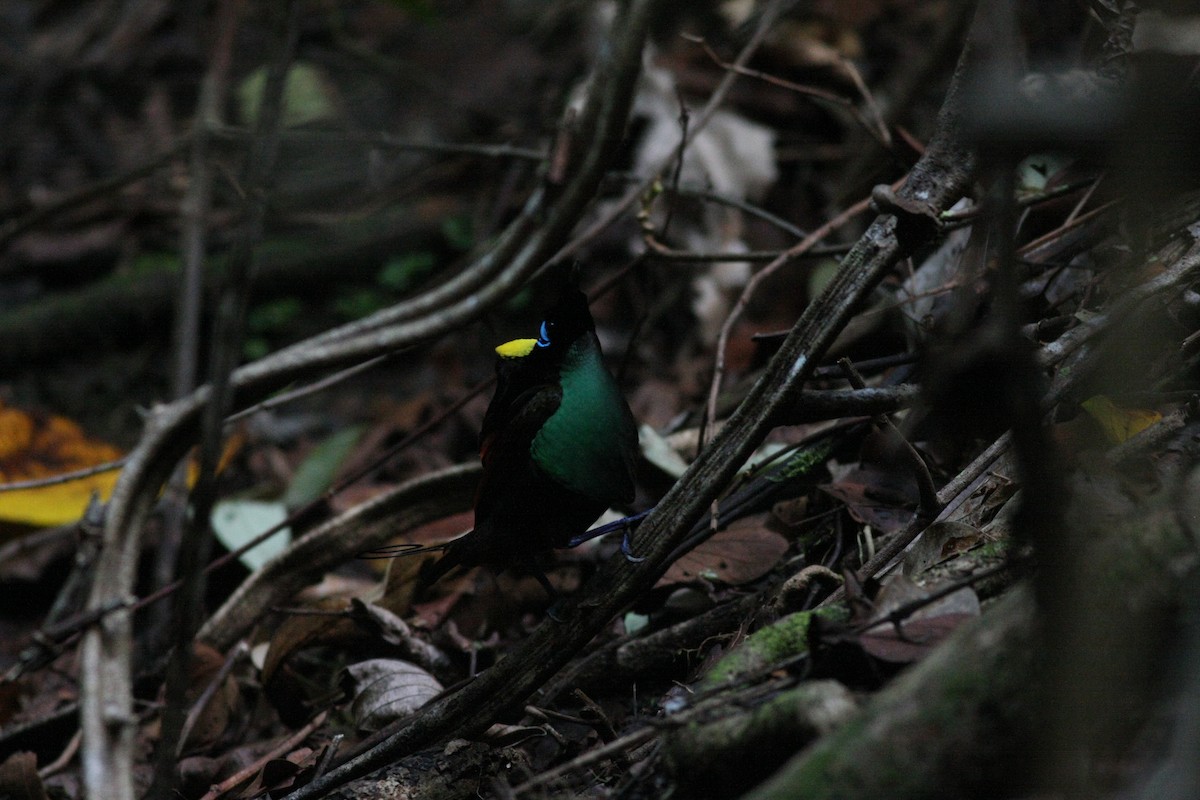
837;357;939;518
176;642;248;758
611;172;813;238
0;147;184;251
313;734;343;781
197;712;328;800
647;245;848;262
37;729;82;779
512;726;657;795
541;0;788;272
856;562;1012;634
702;191;880;452
940;176;1100;226
822;434;1012;607
829;232;1200;598
0;459;127;493
226;355;391;422
150;2;298;796
1064;172;1104;225
1016;200;1117;257
209;125;547;162
681;33;890;147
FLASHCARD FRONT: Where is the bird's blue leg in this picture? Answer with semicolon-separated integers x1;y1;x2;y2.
566;509;652;562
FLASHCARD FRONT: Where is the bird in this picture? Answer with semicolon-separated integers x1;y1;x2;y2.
367;285;639;596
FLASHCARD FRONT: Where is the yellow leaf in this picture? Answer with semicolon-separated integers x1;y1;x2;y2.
1081;395;1162;444
0;402;245;528
0;401;123;526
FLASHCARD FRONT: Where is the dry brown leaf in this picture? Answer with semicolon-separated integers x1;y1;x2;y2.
658;513;788;587
820;467;916;534
232;746;318;800
348;599;453;677
858;614;976;664
0;751;49;800
260;599;356;687
857;575;981;664
181;643;243;754
901;521;982;577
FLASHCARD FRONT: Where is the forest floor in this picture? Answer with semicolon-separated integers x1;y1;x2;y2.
2;2;1199;799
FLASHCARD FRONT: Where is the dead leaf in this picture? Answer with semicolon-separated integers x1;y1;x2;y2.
0;401;243;527
870;574;982;621
858;614;977;664
658;513;788;586
0;401;124;526
857;575;981;664
342;659;443;732
1081;395;1161;444
180;643;243;754
629;57;777;344
348;599;453;677
0;751;49;800
813;574;981;678
901;521;983;577
231;746;319;800
820;466;917;534
260;600;356;687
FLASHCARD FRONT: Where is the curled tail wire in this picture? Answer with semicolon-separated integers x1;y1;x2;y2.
357;541;452;560
358;537;467;587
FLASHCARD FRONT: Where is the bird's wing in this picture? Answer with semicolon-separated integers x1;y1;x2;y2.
475;382;563;515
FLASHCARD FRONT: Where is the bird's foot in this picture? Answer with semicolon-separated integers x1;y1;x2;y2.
620;530;646;563
567;509;652;549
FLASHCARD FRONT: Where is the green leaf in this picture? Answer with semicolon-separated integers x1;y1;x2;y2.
378;252;436;292
624;612;650;635
243;337;271;361
211;499;292;573
130;251;181;275
248;298;304;333
335;289;389;320
282;426;366;509
441;215;474;250
238;62;337;128
806;258;841;298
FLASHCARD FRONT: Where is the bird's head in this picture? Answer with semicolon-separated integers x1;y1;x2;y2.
494;288;594;362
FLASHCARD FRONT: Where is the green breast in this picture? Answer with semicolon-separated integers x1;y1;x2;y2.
530;336;635;503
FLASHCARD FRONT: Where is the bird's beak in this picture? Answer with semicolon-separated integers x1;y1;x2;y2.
495;338;539;358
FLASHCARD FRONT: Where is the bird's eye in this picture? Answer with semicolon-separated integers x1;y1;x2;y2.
536;320;552;347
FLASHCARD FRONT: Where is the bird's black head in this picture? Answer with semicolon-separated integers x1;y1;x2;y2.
495;288;595;363
534;288;594;349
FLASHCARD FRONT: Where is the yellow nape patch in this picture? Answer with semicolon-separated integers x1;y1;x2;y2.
495;338;538;358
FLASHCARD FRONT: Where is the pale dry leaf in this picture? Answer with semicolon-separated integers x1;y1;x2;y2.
626;53;778;343
1133;10;1200;55
342;659;443;732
